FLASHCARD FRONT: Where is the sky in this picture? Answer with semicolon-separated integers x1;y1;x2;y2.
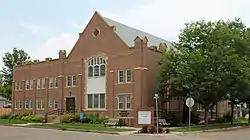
0;0;250;68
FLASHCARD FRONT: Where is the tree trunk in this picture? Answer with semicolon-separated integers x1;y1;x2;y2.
204;107;208;125
231;102;234;125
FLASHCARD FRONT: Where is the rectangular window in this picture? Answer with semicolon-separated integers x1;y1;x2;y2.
25;99;29;109
118;96;123;110
66;76;71;87
126;69;132;83
125;95;131;109
29;100;32;109
118;70;124;83
41;78;45;89
36;99;40;110
19;81;23;90
19;100;22;109
49;98;53;108
25;80;29;90
72;76;77;86
54;77;58;88
37;79;41;89
30;79;33;89
87;93;105;109
54;100;58;109
41;100;44;110
49;77;53;88
15;82;18;90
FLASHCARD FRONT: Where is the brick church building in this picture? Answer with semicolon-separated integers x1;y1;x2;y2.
12;11;171;126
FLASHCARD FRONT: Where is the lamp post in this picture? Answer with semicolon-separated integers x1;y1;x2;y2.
154;93;159;134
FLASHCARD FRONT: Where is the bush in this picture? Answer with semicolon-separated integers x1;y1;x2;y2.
21;115;43;123
191;112;200;124
60;114;72;123
0;114;10;119
141;126;148;133
223;112;232;123
242;108;249;118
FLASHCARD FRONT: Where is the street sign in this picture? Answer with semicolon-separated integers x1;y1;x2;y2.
153;93;159;99
42;112;44;118
186;97;194;108
80;113;84;120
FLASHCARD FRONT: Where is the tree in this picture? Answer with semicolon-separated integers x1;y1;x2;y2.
157;19;250;125
1;48;31;99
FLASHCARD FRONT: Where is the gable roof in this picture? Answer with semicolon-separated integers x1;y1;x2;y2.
103;17;172;47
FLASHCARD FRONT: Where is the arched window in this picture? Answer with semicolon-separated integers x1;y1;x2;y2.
87;57;106;78
88;66;93;77
100;65;105;76
94;65;99;76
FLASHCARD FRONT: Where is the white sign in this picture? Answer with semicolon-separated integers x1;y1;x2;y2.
138;111;151;124
186;97;194;107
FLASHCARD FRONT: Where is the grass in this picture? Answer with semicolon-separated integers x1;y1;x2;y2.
0;119;28;124
31;123;136;132
171;123;250;132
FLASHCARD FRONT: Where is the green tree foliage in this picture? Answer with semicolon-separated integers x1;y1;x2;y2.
0;48;31;99
157;18;250;125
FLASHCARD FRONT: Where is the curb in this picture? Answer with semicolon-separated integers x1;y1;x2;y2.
2;124;120;135
171;125;250;136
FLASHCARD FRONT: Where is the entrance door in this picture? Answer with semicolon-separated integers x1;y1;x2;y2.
66;97;75;113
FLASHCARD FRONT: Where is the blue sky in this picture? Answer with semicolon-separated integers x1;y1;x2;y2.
1;0;250;68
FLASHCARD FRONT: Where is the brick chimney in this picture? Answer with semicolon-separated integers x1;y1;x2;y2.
59;50;67;59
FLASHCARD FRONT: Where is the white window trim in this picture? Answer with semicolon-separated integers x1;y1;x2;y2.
49;98;53;108
37;79;41;89
49;77;53;88
72;75;77;87
54;78;58;88
66;76;71;87
30;79;33;90
125;95;131;110
118;95;123;110
29;100;32;109
118;70;124;84
53;100;57;109
19;100;22;109
126;69;132;83
41;100;44;110
36;99;40;110
41;78;45;89
14;100;17;109
86;93;106;110
25;100;29;109
19;81;23;90
26;80;29;90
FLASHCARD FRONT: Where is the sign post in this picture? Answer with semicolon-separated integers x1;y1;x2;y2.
153;93;160;133
186;97;194;131
80;112;84;124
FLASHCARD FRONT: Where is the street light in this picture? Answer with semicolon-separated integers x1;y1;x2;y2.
154;93;159;134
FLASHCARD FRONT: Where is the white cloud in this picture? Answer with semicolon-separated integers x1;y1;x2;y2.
28;33;77;60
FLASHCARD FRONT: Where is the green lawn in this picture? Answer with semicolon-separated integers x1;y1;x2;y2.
31;123;136;132
171;123;250;132
0;119;28;124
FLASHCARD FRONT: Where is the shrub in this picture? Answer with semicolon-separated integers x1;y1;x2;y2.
191;112;200;125
0;114;10;119
148;126;155;133
141;126;148;133
20;115;43;123
60;114;71;123
242;108;249;118
223;112;232;122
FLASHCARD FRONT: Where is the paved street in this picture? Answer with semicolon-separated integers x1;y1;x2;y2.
0;126;250;140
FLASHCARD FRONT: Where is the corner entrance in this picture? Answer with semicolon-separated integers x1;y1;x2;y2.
66;97;76;113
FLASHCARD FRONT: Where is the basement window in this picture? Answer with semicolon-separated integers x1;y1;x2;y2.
93;28;100;37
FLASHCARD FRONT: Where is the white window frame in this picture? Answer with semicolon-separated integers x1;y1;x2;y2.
41;78;45;89
49;98;53;108
49;77;53;88
15;82;18;90
54;77;58;88
29;100;32;109
41;100;44;110
19;81;23;90
87;93;106;109
118;95;123;110
125;95;131;110
72;75;77;87
36;99;40;110
53;100;58;109
25;80;29;90
118;70;124;83
126;69;132;83
37;79;41;89
87;57;106;78
19;100;22;109
66;76;71;87
30;79;33;89
25;99;29;109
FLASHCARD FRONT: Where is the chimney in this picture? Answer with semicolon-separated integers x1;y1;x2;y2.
59;50;67;59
